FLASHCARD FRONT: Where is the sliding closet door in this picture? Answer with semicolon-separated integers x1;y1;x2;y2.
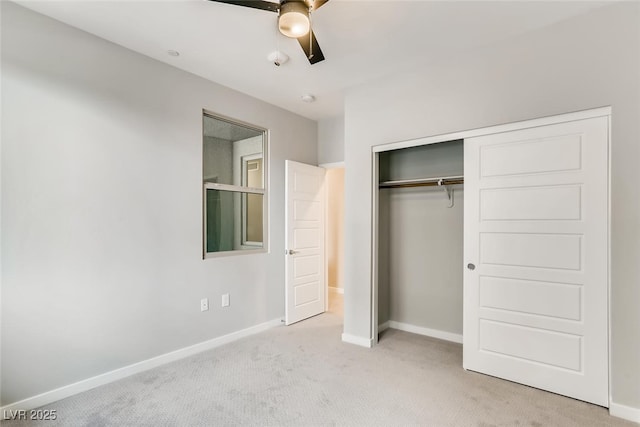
463;116;609;406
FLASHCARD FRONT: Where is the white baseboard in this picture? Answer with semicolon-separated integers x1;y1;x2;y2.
1;318;282;412
341;333;373;348
328;286;344;294
378;321;390;332
610;401;640;423
387;321;463;344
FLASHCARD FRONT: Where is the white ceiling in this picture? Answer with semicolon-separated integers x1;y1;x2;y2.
16;0;610;121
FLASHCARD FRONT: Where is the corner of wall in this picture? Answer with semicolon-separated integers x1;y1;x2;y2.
318;115;345;165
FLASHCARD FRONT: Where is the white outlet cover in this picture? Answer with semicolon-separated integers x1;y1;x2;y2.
201;298;209;311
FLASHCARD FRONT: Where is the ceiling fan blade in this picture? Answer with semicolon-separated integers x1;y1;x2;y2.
305;0;329;11
296;30;325;64
208;0;279;13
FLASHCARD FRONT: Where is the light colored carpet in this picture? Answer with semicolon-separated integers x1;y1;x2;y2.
3;299;635;426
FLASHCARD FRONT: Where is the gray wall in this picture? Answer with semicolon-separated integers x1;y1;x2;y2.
318;115;345;164
378;142;463;333
343;2;639;408
380;187;464;333
1;3;317;405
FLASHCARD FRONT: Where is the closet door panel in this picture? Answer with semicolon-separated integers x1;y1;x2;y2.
463;115;608;407
479;232;582;270
480;185;582;221
479;276;582;321
479;133;582;177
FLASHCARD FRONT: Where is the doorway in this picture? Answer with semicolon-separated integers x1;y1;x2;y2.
376;141;464;342
324;165;345;316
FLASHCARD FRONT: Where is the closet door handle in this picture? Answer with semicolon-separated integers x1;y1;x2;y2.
467;263;476;271
287;249;299;255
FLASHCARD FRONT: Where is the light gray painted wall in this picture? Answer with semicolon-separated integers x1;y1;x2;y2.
0;3;317;405
383;188;464;333
343;2;640;408
318;115;345;164
379;141;463;182
378;142;463;333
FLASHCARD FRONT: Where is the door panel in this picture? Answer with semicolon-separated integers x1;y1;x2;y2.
285;160;326;325
480;232;582;270
464;116;609;406
480;185;582;220
479;320;582;371
479;133;582;177
479;276;582;320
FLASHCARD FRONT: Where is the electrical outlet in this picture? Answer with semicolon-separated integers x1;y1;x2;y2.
200;298;209;312
221;293;230;307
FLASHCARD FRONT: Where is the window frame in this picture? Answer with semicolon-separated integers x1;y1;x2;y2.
202;110;269;259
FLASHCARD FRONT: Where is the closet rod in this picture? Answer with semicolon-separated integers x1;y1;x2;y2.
379;175;464;189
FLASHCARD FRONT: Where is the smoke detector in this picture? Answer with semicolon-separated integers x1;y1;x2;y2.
301;94;316;103
267;51;289;67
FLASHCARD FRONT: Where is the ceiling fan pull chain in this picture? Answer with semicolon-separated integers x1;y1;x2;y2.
308;8;313;59
275;18;281;53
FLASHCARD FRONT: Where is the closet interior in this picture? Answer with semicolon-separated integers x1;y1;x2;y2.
377;139;464;341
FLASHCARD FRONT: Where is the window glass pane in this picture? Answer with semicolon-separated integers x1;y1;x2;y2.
203;115;263;188
203;112;266;257
205;189;264;253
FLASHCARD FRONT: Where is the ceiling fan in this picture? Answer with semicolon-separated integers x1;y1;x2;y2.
208;0;329;64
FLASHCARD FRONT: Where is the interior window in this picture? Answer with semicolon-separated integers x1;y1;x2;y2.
203;112;267;257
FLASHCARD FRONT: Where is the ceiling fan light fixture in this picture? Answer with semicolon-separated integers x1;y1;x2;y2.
278;1;310;38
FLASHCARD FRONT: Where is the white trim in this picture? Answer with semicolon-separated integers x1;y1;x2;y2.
203;182;264;194
204;247;267;259
607;113;613;407
609;402;640;423
387;321;463;344
341;333;373;348
319;161;345;169
329;286;344;294
378;321;390;332
370;151;379;345
0;318;282;412
372;106;612;153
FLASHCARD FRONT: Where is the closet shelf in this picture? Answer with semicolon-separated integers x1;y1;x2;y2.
379;175;464;189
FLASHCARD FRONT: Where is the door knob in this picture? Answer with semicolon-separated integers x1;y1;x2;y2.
467;263;476;270
287;249;299;255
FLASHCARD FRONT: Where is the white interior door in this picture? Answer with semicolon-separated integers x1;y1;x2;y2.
463;116;609;406
285;160;326;325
